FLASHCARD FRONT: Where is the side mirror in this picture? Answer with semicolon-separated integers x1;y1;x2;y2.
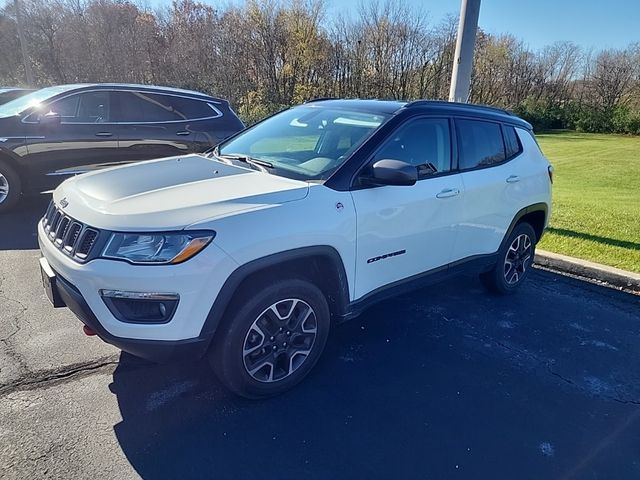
38;111;61;126
364;159;417;186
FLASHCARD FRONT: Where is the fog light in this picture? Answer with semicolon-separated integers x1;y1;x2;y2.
99;290;179;324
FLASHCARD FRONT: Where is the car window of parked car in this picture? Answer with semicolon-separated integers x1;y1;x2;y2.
0;85;77;118
457;119;506;170
111;92;219;123
503;125;523;159
113;92;183;122
49;91;110;123
372;118;452;176
145;94;220;121
49;94;80;119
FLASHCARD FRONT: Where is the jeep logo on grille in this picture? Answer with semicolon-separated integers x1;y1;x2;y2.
59;198;69;209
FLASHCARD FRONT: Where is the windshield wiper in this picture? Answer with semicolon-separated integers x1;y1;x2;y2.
218;153;274;170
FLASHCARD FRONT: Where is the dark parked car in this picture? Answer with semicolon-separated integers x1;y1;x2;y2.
0;88;34;105
0;84;244;212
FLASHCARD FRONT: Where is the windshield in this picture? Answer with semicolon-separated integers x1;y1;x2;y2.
0;85;79;118
218;106;388;180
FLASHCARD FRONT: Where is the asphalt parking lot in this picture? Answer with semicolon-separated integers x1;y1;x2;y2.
1;196;639;479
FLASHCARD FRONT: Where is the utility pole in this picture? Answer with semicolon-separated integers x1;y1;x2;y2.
14;0;34;86
448;0;481;103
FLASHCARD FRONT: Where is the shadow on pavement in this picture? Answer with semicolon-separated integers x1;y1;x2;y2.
0;194;50;250
109;272;640;479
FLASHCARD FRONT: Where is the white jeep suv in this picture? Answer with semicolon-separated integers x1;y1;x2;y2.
38;99;552;398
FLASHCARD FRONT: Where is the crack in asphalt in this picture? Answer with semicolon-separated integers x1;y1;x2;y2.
0;295;27;342
451;313;640;407
0;271;31;376
0;356;121;396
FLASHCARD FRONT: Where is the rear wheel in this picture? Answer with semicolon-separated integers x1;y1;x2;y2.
480;222;536;294
210;278;330;399
0;161;21;214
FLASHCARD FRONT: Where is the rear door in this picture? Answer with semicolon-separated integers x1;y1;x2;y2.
350;117;464;300
111;91;201;162
25;90;119;190
452;118;528;260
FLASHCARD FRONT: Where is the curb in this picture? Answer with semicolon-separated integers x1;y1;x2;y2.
534;249;640;293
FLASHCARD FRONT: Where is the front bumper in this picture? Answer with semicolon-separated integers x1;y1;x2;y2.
51;268;209;362
38;220;239;362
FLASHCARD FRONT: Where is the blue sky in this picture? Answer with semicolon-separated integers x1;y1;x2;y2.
145;0;640;51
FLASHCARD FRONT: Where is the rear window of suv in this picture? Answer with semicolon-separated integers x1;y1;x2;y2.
503;125;523;159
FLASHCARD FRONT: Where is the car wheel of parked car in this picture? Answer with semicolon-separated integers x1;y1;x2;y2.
480;222;537;294
0;161;21;213
210;278;330;399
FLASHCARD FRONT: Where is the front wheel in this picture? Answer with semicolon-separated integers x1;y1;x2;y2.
0;161;22;214
210;278;330;399
480;222;537;294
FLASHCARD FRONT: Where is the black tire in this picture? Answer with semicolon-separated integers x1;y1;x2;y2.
0;160;22;214
210;278;330;399
480;222;537;295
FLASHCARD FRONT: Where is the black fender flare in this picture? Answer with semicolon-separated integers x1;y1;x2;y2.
198;245;351;342
500;202;548;251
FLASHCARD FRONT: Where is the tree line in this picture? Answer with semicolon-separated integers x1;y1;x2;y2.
1;0;639;132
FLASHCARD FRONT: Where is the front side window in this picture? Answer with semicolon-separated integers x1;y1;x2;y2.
457;119;506;170
48;95;80;119
48;91;110;123
218;106;388;180
372;118;452;176
50;91;110;123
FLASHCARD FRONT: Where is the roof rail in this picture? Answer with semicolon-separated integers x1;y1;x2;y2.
304;97;338;103
405;99;514;116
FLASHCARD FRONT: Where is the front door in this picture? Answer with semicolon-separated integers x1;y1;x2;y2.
350;117;464;300
25;90;119;190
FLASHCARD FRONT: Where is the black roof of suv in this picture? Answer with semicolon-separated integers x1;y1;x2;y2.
304;98;532;130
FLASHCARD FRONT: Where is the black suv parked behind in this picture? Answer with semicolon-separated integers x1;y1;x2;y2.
0;84;244;212
0;88;34;105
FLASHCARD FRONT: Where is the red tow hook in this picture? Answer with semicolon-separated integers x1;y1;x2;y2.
83;325;97;336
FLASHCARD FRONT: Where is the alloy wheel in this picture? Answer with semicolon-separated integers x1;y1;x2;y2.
504;233;532;285
0;173;8;204
242;298;318;383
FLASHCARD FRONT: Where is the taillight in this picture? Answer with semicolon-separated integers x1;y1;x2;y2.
548;165;554;184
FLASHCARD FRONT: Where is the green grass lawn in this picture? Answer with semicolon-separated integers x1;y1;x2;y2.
536;131;640;273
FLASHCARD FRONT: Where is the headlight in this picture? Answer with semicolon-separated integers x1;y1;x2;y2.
102;231;215;265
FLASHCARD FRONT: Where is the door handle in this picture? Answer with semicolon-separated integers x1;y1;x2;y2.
436;188;460;199
176;131;191;136
95;132;113;137
506;175;520;183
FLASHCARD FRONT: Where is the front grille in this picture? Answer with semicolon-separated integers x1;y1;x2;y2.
42;201;100;262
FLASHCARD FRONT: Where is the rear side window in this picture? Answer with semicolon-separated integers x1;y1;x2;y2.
113;92;220;123
115;92;180;122
456;119;506;170
503;125;522;159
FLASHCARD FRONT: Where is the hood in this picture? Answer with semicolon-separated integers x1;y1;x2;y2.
54;154;309;230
